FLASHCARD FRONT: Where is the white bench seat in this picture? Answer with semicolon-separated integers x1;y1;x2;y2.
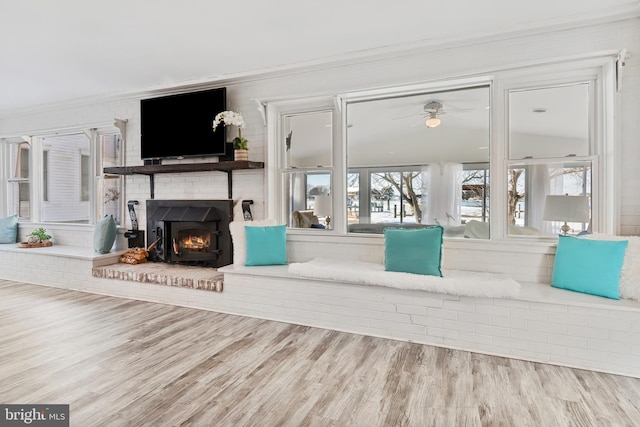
0;243;124;264
219;263;640;378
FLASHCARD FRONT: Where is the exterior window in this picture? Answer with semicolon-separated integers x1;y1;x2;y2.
507;162;591;235
348;168;424;228
287;172;331;228
462;165;490;224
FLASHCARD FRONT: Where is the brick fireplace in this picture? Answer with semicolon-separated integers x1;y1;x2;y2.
146;200;234;267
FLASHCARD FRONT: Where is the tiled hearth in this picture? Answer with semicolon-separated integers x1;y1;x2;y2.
92;262;224;292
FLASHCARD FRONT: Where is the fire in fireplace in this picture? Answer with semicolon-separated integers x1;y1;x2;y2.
146;200;234;267
179;232;209;251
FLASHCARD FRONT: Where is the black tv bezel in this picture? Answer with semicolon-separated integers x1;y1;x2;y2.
140;87;227;160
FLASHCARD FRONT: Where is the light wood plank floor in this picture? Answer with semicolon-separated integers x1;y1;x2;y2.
1;279;639;427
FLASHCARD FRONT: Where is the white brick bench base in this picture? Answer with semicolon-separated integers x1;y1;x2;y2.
2;243;638;379
0;244;123;285
219;265;640;378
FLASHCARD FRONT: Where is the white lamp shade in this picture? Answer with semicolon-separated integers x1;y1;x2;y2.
426;117;441;128
543;195;590;223
313;193;332;217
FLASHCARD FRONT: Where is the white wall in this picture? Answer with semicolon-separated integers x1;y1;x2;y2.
0;18;638;278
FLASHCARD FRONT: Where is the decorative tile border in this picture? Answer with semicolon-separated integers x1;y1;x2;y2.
92;262;223;292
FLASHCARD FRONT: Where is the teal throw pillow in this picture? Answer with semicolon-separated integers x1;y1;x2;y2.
384;226;443;277
245;225;287;266
0;215;18;244
93;215;117;254
551;235;628;299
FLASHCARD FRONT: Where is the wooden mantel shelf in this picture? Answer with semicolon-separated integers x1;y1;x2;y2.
103;161;264;175
103;161;264;199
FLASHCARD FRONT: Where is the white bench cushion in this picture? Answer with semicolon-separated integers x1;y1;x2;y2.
288;258;520;298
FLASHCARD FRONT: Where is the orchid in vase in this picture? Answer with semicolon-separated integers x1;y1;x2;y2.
212;110;248;150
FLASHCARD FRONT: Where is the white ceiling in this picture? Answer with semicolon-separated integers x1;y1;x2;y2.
1;0;638;115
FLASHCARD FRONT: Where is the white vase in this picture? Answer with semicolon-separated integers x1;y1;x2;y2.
234;149;248;161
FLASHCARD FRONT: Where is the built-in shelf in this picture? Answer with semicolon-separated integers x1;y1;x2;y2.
103;161;264;199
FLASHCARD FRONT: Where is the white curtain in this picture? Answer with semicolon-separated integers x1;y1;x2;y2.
291;172;307;212
423;163;463;226
527;164;551;234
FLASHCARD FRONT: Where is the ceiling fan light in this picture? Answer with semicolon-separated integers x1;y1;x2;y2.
426;117;441;128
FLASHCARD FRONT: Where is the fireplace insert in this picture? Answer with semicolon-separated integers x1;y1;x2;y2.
146;200;233;267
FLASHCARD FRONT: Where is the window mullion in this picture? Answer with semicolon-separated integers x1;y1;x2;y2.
31;136;43;222
88;129;98;224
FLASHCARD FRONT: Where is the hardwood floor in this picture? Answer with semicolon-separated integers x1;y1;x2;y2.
1;279;639;427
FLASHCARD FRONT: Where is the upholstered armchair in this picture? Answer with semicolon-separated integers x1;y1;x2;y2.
292;210;319;228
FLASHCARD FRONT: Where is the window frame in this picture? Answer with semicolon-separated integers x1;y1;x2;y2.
266;96;342;233
4;138;32;220
496;57;615;239
1;125;123;225
266;55;617;241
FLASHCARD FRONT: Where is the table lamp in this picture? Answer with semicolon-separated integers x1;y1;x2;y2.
313;193;332;228
542;194;590;235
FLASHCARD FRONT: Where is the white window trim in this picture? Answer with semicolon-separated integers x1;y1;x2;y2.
265;53;618;245
495;56;617;238
266;96;342;234
1;124;122;225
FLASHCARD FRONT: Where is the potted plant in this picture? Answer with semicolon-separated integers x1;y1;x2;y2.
27;227;52;245
233;136;249;161
213;110;248;161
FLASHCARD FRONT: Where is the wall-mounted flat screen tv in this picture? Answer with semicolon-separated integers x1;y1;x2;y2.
140;87;226;160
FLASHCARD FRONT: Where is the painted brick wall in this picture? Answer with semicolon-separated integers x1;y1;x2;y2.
0;18;638;279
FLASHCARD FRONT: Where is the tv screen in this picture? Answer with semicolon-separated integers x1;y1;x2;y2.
140;87;226;160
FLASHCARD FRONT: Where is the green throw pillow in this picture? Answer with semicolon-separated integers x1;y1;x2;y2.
93;215;117;254
552;235;627;299
245;225;287;266
384;226;443;277
0;215;18;244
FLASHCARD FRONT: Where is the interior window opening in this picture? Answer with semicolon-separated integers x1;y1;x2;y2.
282;109;334;230
7;141;31;220
345;84;491;238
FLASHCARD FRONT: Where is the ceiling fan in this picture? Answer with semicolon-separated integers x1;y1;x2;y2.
392;100;448;128
423;101;445;128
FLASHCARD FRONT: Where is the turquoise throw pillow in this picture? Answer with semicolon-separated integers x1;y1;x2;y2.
245;225;287;266
551;235;627;299
0;215;18;244
93;215;117;254
0;215;18;243
384;226;443;277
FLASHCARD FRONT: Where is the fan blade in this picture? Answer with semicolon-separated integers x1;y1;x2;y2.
392;112;426;121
